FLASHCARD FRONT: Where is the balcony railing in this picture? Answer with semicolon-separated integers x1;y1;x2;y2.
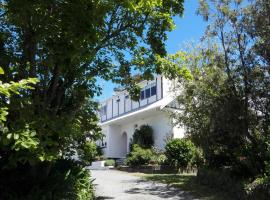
100;77;164;123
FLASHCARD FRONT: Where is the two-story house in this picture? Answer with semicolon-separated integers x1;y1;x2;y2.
98;75;184;158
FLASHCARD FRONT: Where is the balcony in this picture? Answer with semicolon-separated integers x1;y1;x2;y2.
100;77;164;123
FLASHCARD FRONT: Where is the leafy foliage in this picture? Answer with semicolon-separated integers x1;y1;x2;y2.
149;148;167;165
0;159;94;200
126;144;153;166
0;67;38;125
0;0;185;198
162;0;270;180
165;138;196;168
0;0;184;170
77;140;98;166
131;125;154;149
104;159;116;167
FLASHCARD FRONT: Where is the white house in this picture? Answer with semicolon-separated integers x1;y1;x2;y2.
98;75;184;158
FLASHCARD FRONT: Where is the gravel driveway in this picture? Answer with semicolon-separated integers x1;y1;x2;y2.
91;169;198;200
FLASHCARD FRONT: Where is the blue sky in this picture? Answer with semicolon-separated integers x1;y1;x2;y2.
96;1;207;101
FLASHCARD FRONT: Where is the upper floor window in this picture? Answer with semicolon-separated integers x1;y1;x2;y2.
140;83;157;100
140;90;145;100
146;88;151;98
151;85;156;96
100;105;107;116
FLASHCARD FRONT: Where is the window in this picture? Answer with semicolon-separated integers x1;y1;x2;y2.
146;88;151;98
125;95;129;99
100;105;107;116
151;85;157;96
140;90;145;100
116;98;120;102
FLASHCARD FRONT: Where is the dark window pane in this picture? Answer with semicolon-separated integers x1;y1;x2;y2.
140;90;145;100
116;99;120;102
146;88;151;98
151;86;157;96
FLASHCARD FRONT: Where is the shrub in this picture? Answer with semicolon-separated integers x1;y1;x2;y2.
78;140;98;165
126;144;153;166
0;159;94;200
131;125;154;148
96;145;103;157
191;148;204;167
149;148;166;165
165;138;196;168
105;159;115;166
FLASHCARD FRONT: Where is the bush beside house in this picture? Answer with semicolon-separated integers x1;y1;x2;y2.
78;141;98;166
126;144;153;166
126;136;200;172
0;159;94;200
127;125;167;167
165;138;203;169
131;125;154;149
105;159;116;167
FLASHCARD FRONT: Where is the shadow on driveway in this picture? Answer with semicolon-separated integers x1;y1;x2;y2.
125;179;195;200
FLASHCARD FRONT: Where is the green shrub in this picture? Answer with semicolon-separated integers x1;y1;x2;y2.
105;159;115;166
78;140;98;165
96;146;103;157
126;144;153;166
149;148;166;165
191;148;204;167
0;159;94;200
131;125;154;148
165;138;196;168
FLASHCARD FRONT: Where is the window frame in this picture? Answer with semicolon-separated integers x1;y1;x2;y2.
145;87;151;98
140;90;145;100
151;85;157;96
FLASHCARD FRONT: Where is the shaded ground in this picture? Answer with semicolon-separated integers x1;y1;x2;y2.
141;174;232;200
91;169;198;200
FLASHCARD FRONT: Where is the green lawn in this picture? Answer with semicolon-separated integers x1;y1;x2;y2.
138;173;233;200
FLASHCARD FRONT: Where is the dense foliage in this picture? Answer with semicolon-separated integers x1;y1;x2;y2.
77;140;98;166
126;144;153;166
131;125;154;149
0;0;184;166
0;159;94;200
104;159;116;167
162;0;269;176
165;138;197;168
126;145;166;166
157;0;270;197
0;0;184;198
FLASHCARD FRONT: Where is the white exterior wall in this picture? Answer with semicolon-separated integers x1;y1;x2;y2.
98;75;185;158
101;125;127;158
101;112;178;158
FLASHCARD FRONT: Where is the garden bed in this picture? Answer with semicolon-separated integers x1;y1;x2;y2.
117;165;197;174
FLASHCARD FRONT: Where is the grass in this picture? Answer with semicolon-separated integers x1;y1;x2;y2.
137;173;233;200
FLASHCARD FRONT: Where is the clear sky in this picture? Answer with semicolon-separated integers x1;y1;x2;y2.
96;0;207;101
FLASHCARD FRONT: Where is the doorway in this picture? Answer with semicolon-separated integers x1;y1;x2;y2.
121;132;128;157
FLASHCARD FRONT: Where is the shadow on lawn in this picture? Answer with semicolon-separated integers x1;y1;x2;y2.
139;174;232;200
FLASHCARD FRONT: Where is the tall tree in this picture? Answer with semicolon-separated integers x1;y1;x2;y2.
0;0;184;170
162;0;270;177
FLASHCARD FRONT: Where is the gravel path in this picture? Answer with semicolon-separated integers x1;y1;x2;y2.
91;169;198;200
